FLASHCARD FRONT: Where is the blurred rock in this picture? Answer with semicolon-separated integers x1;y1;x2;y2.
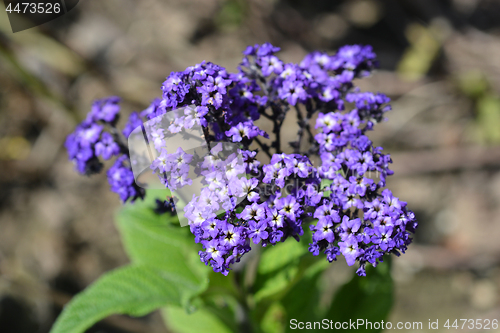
470;279;498;310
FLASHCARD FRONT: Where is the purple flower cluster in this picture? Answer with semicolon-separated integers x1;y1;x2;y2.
65;121;103;174
188;152;321;275
107;155;144;203
238;44;377;111
65;43;418;276
155;61;268;144
150;147;193;190
306;73;417;275
65;97;123;175
88;96;121;123
310;187;416;276
65;96;143;202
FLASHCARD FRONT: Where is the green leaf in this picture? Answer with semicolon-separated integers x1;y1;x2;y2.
281;260;328;330
203;270;240;301
163;294;240;333
261;302;286;333
257;239;308;275
254;264;299;303
51;264;204;333
252;235;310;304
324;257;393;332
163;306;235;333
320;178;333;198
253;258;329;333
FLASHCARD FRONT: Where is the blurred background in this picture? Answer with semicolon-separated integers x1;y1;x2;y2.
1;0;500;332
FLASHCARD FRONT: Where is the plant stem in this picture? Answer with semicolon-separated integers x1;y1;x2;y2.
293;104;315;154
293;105;305;153
270;103;285;154
233;270;257;333
254;137;272;159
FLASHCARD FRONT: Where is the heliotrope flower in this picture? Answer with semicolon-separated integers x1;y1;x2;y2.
65;43;418;276
88;96;121;123
107;156;144;203
95;132;120;160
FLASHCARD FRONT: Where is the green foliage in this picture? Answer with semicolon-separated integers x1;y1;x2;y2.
249;231;331;332
457;70;500;144
397;23;442;81
458;71;489;99
116;190;210;287
254;264;300;303
50;264;201;333
215;0;246;29
253;255;393;333
162;266;246;333
280;260;328;332
252;231;311;304
257;238;309;275
476;94;500;143
50;190;209;333
320;179;333;198
163;301;237;333
261;302;286;333
50;190;395;333
325;257;393;332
